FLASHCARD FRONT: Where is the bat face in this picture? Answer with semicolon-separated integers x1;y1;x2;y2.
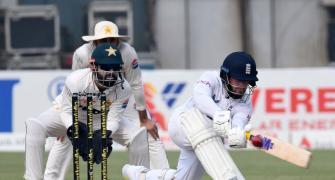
247;131;312;168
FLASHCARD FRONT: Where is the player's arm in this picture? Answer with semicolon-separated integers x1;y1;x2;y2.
231;102;252;129
72;45;91;70
122;45;159;139
225;102;253;148
193;73;237;140
59;73;82;129
59;84;74;129
192;72;221;118
122;45;146;112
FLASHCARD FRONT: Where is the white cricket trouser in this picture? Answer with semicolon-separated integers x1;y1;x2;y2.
43;138;72;180
44;134;169;179
44;110;169;179
24;107;67;180
168;107;243;180
25;105;166;180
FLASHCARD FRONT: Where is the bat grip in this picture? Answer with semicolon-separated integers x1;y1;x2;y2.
246;131;253;141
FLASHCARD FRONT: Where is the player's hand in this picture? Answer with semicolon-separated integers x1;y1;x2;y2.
92;130;113;164
213;110;231;138
66;122;87;140
66;122;89;161
228;127;246;148
141;120;159;140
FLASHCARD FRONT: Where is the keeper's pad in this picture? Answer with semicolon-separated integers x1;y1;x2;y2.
128;127;150;168
180;108;245;180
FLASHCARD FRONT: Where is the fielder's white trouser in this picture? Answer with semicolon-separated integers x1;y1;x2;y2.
25;106;166;180
122;164;176;180
43;138;72;180
168;107;244;180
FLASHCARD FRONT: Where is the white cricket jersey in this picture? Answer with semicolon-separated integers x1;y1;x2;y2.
181;71;252;128
72;42;146;111
55;68;132;133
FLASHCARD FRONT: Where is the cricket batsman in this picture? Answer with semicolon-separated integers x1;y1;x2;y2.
44;21;169;180
120;52;259;180
168;52;259;180
24;44;145;179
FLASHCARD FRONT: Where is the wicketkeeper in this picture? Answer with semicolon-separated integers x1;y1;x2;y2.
24;44;146;180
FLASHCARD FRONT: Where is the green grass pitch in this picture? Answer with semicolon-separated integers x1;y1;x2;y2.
0;150;334;180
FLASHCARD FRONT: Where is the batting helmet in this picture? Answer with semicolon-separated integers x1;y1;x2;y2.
220;52;258;99
220;52;258;86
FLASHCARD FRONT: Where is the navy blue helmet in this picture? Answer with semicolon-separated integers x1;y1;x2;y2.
220;52;258;99
220;52;258;86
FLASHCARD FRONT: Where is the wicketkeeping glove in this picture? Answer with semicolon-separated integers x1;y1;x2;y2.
67;122;89;161
92;130;113;164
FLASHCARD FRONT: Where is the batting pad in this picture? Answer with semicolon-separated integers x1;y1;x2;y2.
181;108;244;180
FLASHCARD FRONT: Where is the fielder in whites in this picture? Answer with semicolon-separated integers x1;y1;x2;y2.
168;52;259;180
24;44;148;180
44;21;169;180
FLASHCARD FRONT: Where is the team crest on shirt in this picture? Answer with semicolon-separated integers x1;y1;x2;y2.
131;59;139;69
122;99;129;108
197;80;211;87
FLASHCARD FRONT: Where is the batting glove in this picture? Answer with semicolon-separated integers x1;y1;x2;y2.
213;110;231;138
228;127;246;148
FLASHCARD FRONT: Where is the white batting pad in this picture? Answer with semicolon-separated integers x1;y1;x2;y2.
180;108;245;180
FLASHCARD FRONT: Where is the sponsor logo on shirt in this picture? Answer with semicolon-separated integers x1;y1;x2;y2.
122;99;129;108
197;80;211;87
131;59;139;69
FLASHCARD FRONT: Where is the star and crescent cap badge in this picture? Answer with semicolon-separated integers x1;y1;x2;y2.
105;46;117;56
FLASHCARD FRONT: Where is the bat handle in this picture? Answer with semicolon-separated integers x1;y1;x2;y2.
246;131;253;141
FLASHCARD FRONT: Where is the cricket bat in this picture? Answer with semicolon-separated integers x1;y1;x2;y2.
246;130;312;168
